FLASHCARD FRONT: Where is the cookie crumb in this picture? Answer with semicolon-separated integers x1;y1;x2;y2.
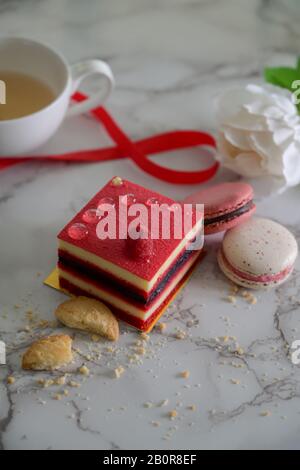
140;332;150;341
151;421;161;427
68;380;81;388
236;347;244;356
114;366;125;379
241;290;250;298
135;346;146;356
54;376;66;386
248;295;257;305
188;405;197;412
91;334;101;342
79;365;90;376
168;410;178;420
144;402;154;408
38;378;54;388
220;335;229;343
229;285;239;294
180;370;190;379
260;410;271;417
230;379;240;385
175;330;186;340
7;376;15;385
159;399;169;407
157;322;167;331
53;393;62;401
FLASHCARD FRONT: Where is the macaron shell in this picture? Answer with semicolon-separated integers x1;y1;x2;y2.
221;217;298;280
184;182;253;215
205;203;256;234
217;249;294;289
183;182;255;234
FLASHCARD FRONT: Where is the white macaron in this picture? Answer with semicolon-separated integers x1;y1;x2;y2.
218;217;298;289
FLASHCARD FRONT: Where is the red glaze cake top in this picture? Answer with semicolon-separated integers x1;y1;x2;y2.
58;177;203;281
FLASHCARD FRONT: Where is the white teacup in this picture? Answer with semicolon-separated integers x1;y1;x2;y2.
0;37;115;156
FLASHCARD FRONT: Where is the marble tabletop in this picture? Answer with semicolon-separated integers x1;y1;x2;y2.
1;0;300;451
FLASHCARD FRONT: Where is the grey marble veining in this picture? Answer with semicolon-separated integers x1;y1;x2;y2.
0;0;300;450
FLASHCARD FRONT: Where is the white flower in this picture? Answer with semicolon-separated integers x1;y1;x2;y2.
215;83;300;194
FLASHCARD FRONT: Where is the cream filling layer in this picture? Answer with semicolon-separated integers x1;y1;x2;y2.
59;219;203;292
58;250;200;321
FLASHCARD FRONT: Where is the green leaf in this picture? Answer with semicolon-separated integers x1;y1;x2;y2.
264;66;300;91
264;58;300;112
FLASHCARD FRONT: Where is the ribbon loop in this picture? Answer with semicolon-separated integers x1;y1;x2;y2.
0;92;219;184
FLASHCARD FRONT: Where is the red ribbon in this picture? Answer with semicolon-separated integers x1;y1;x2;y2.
0;92;219;184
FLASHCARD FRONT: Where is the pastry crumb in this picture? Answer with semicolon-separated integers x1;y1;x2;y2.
114;366;125;379
159;399;169;407
135;346;146;356
230;379;240;385
229;285;239;294
140;332;150;341
68;380;81;388
226;295;237;304
236;347;244;356
241;290;250;298
7;376;15;385
219;335;229;343
144;401;154;408
151;421;161;427
180;370;190;379
260;410;271;417
175;330;186;340
79;365;90;376
157;322;167;331
91;334;101;342
54;376;66;386
38;378;54;388
168;410;178;420
53;393;63;401
188;404;197;411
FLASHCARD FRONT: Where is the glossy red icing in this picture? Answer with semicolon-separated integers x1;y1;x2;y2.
58;178;202;282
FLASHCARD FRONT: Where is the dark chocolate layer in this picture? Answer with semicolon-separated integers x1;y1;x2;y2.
204;201;254;226
59;247;196;307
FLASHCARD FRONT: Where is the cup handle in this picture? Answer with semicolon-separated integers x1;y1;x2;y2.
67;60;115;117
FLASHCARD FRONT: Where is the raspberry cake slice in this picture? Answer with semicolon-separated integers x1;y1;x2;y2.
57;177;203;331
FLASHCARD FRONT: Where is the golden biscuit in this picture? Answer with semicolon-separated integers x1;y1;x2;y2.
22;335;73;371
55;296;119;341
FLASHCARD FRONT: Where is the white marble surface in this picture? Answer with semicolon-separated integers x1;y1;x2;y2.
1;0;300;450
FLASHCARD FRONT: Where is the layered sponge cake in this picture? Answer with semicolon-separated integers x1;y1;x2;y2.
57;177;203;331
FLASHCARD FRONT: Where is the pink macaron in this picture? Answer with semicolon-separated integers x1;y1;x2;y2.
218;217;298;289
183;182;256;234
